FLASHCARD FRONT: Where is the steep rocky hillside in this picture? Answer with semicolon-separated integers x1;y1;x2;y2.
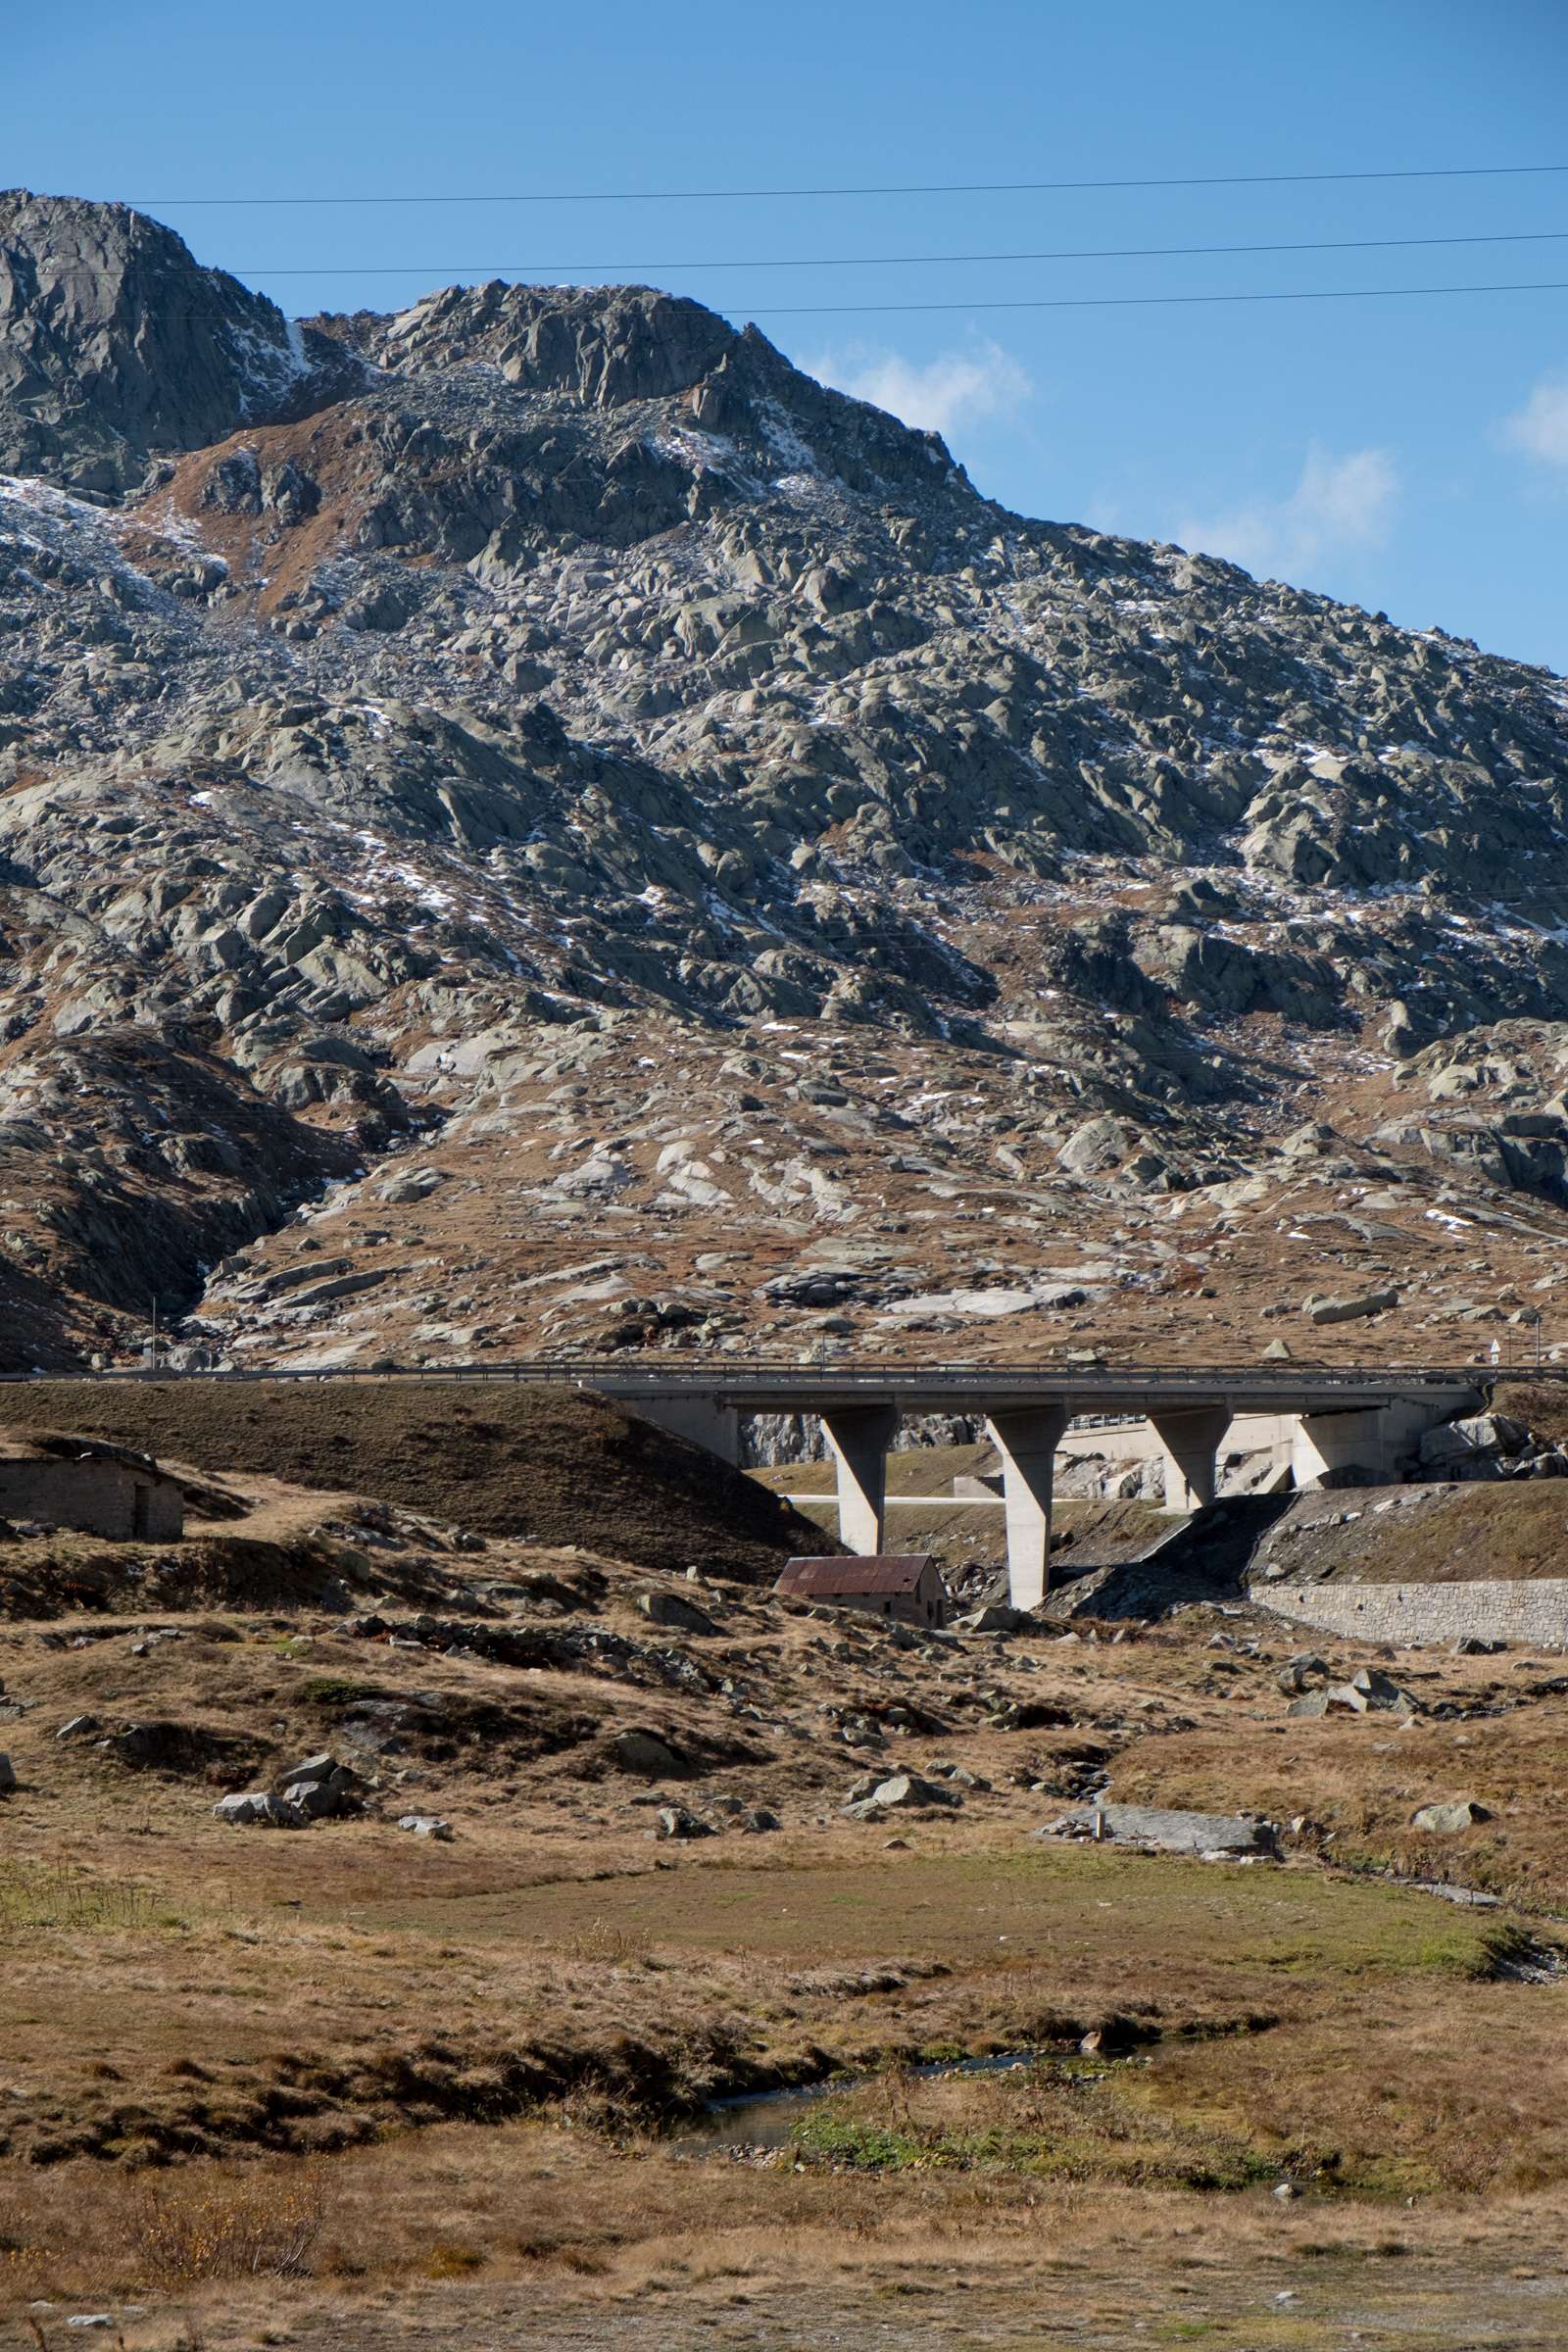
2;190;1567;1372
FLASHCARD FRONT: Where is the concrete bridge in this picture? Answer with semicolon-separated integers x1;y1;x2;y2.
567;1359;1482;1609
2;1354;1484;1611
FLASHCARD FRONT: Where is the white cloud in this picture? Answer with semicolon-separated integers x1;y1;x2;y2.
1502;373;1568;468
805;339;1033;438
1176;443;1398;581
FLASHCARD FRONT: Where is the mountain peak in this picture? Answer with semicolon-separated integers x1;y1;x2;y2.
376;277;744;408
0;189;360;493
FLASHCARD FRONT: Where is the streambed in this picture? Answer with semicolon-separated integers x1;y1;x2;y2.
668;2049;1058;2154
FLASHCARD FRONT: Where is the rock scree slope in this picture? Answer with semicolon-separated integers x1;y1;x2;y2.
1;191;1567;1371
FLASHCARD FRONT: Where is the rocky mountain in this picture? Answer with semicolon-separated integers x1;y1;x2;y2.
2;190;1567;1375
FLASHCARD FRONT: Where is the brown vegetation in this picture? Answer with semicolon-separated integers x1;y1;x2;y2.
0;1381;822;1577
5;1441;1568;2344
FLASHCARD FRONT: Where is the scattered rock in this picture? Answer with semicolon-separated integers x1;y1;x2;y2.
1291;1668;1421;1719
397;1814;455;1841
213;1789;308;1829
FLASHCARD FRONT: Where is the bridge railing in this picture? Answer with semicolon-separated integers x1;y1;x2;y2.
0;1355;1489;1393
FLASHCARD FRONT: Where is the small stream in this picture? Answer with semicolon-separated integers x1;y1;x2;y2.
667;2049;1054;2154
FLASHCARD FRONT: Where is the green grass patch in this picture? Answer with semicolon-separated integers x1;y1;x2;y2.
0;1862;186;1936
296;1675;385;1708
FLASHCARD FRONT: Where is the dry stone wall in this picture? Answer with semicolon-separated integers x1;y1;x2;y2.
1255;1577;1568;1649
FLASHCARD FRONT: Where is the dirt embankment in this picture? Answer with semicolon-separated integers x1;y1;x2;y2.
1496;1383;1568;1451
1251;1481;1568;1587
0;1380;824;1581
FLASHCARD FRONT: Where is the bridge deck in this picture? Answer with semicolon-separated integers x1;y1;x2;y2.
0;1355;1486;1416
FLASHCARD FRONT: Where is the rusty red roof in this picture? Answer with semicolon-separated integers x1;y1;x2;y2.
777;1554;934;1597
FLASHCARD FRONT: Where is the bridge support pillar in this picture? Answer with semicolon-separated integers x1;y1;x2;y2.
986;1406;1069;1612
821;1404;899;1555
1151;1405;1230;1514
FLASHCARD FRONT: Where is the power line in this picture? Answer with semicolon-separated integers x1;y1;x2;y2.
17;279;1568;325
30;225;1568;278
123;161;1568;208
740;277;1568;318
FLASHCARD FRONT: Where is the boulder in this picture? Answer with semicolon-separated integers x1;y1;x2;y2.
847;1772;962;1816
612;1726;685;1775
274;1755;362;1818
1419;1413;1528;1468
655;1804;713;1839
281;1775;355;1822
957;1604;1026;1634
56;1714;101;1740
638;1591;719;1637
0;1751;14;1793
1411;1799;1493;1834
1277;1653;1331;1694
213;1791;268;1826
1040;1804;1279;1858
213;1788;308;1828
1349;1667;1419;1712
1303;1288;1399;1326
1057;1113;1142;1177
397;1814;455;1841
1293;1668;1420;1718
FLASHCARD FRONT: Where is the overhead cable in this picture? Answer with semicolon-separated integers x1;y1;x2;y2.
123;161;1568;208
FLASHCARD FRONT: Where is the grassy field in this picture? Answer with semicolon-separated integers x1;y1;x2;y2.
5;1442;1568;2346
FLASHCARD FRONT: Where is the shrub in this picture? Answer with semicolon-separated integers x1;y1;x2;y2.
130;2170;326;2282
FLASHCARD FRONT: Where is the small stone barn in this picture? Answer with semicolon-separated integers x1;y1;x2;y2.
0;1431;185;1540
775;1553;949;1629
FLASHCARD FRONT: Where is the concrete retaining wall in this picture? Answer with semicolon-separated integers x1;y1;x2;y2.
1254;1576;1568;1649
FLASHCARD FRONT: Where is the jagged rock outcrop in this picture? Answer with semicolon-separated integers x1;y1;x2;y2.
0;192;1564;1372
0;190;363;493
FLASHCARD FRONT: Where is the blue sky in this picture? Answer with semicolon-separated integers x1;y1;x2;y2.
14;0;1568;669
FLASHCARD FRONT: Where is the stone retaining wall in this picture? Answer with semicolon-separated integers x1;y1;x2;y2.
1253;1577;1568;1649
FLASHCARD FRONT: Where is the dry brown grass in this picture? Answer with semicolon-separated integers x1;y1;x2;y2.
1271;1477;1568;1585
9;2127;1568;2348
0;1379;822;1578
7;1510;1568;2343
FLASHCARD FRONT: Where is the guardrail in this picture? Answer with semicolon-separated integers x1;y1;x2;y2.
0;1356;1492;1393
